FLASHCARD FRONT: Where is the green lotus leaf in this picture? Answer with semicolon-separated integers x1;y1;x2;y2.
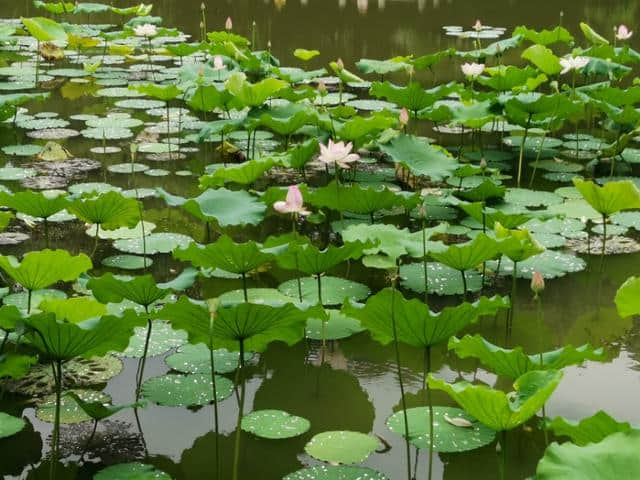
0;304;25;331
141;372;233;407
101;255;153;270
306;309;364;340
513;26;574;46
23;310;140;360
343;288;510;348
165;343;250;374
494;222;545;262
65;391;144;421
536;430;640;479
258;103;319;136
460;202;531;229
428;369;563;431
225;73;288;108
335;112;397;146
175;236;273;274
505;187;563;206
379;134;458;182
94;462;172;480
430;233;502;272
21;17;67;42
241;409;310;439
0;249;91;291
39;296;106;323
504;93;583;129
457;35;523;60
521;45;562;75
0;413;25;439
355;58;408;75
87;273;169;308
0;191;68;220
579;22;609;46
74;2;111;14
187;84;236;112
131;83;182;101
182;188;266;227
305;431;379;465
284;466;388;480
122;321;187;358
273;240;371;275
33;1;75;14
113;232;193;255
0;211;14;232
370;80;458;112
386;406;496;452
68;191;141;231
276;137;319;169
199;158;275;188
573;178;640;216
278;276;370;306
449;334;606;378
545;411;632;447
219;288;297;306
400;261;483;296
36;388;110;424
0;353;38;380
457;179;506;202
614;276;640;317
489;250;586;279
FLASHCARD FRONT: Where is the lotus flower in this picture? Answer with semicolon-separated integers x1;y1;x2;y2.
134;23;157;38
225;17;233;31
273;185;310;216
473;19;483;32
531;271;545;296
399;107;409;127
559;56;590;75
357;0;368;14
318;139;359;169
213;55;225;71
616;25;633;40
461;62;485;78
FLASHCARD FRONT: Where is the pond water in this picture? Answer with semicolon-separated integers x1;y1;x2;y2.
1;1;640;480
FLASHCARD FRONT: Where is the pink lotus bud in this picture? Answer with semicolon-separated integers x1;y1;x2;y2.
480;158;487;169
531;271;545;296
336;58;344;70
225;17;233;31
399;108;409;127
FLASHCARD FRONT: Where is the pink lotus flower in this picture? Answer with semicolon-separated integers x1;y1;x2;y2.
531;271;545;296
616;25;633;40
399;107;409;127
213;55;225;71
273;185;310;216
461;62;485;78
225;17;233;31
319;139;359;169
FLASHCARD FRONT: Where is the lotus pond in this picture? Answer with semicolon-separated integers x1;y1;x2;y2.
3;1;640;480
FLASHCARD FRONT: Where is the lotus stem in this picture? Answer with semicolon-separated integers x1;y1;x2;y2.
241;273;248;303
232;339;246;480
209;336;220;480
516;115;532;188
27;289;32;315
0;331;8;355
600;214;607;273
460;270;468;301
499;430;507;480
509;261;518;334
292;218;303;303
51;358;63;480
426;345;434;480
135;316;153;401
166;100;171;158
91;223;100;259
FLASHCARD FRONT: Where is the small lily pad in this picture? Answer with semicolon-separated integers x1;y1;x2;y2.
306;310;364;340
400;262;483;296
113;232;192;255
0;167;37;181
36;389;111;424
165;343;251;375
94;462;172;480
0;413;25;439
219;288;297;306
241;409;310;439
141;373;233;407
305;431;379;465
102;255;153;270
488;250;586;279
121;321;187;358
278;276;370;306
2;144;43;156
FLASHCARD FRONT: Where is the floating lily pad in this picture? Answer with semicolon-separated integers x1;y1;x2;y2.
505;188;562;207
141;373;233;407
3;288;66;311
612;212;640;231
102;255;153;270
27;128;80;140
165;343;251;375
386;406;496;452
529;159;583;173
82;127;134;139
305;431;379;464
94;462;172;480
68;182;122;196
0;232;30;245
108;163;149;173
2;144;43;156
17;118;69;130
182;188;266;227
241;410;310;439
97;87;144;98
566;235;640;255
87;221;155;240
113;232;192;255
115;98;166;109
0;413;25;439
121;321;187;358
400;262;483;296
489;250;586;279
218;288;296;306
144;168;170;177
306;310;365;340
36;389;111;424
0;167;37;181
278;276;370;306
546;199;600;220
284;466;389;480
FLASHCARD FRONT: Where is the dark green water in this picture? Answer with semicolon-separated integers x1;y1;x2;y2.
0;1;640;479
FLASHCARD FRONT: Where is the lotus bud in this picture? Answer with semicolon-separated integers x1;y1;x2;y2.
473;19;483;32
336;58;344;70
531;271;545;297
207;298;219;316
267;40;272;50
200;2;205;11
417;203;427;218
405;64;414;77
550;80;559;93
130;142;138;161
225;16;233;31
318;80;327;95
399;107;409;128
479;158;487;169
200;20;204;30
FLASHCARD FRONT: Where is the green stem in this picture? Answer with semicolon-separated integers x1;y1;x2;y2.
509;261;518;334
135;315;153;401
241;272;248;303
517;115;532;187
460;270;468;302
232;340;246;480
600;214;607;272
426;346;434;480
209;336;220;480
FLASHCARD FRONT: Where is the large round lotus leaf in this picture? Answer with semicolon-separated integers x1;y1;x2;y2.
17;118;69;130
27;128;80;140
503;136;563;149
533;232;566;248
543;172;582;183
121;321;188;358
138;142;172;154
505;188;563;207
400;262;482;296
68;182;122;196
305;431;379;464
2;144;43;156
306;310;365;340
81;127;133;139
386;406;495;452
115;98;166;109
241;409;310;439
0;167;37;181
102;255;153;270
36;389;111;424
536;430;640;479
621;148;640;164
0;413;25;439
545;199;600;220
108;163;149;173
183;188;266;227
94;462;172;480
284;466;389;480
3;288;66;310
278;276;370;306
612;212;640;231
218;288;298;306
141;373;233;407
524;218;585;235
97;87;144;98
529;159;584;173
165;343;251;375
592;224;628;236
345;99;396;112
86;117;143;129
87;221;156;240
113;232;192;255
489;250;586;279
313;92;357;106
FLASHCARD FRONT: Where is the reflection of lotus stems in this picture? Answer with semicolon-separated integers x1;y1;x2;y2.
600;214;607;272
232;339;246;480
208;330;220;480
528;133;548;188
165;100;171;158
130;145;148;271
146;37;156;81
50;358;63;480
425;345;434;480
516;114;532;187
35;40;39;86
80;419;99;461
390;269;412;480
135;314;153;401
43;218;50;249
